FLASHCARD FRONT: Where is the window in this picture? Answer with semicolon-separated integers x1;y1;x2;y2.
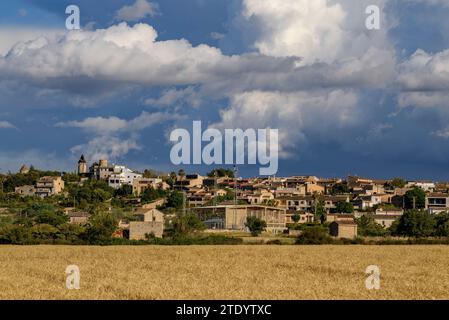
429;198;446;205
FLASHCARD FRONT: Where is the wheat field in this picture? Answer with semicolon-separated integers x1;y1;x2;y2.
0;245;448;300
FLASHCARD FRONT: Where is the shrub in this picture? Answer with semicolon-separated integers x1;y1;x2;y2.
266;239;282;245
296;225;332;244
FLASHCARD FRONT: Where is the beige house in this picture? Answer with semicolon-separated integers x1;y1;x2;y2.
68;212;90;224
129;221;164;239
174;174;204;190
329;221;358;239
277;196;314;211
304;182;325;195
129;208;165;239
326;214;355;223
352;195;382;210
134;208;164;223
371;214;399;228
35;176;64;198
132;178;169;196
363;184;385;195
426;193;449;214
212;189;227;197
277;195;350;213
285;211;314;224
248;189;274;205
15;185;35;197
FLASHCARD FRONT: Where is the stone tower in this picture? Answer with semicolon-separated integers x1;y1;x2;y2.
19;164;30;174
78;155;88;175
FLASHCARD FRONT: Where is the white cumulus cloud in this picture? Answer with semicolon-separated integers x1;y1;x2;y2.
0;121;14;129
115;0;159;22
57;111;183;160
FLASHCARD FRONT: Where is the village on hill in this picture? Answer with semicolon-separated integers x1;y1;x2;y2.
0;155;448;245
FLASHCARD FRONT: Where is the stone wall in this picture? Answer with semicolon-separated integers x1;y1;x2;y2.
129;221;164;239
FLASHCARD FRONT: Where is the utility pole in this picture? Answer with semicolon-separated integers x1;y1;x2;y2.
213;170;218;227
233;165;238;230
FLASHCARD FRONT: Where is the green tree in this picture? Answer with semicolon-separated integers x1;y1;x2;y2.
58;223;87;243
166;191;184;209
335;201;354;213
296;225;332;244
69;179;114;207
114;184;133;197
314;198;326;223
30;224;60;241
0;224;31;244
404;188;426;209
355;215;388;237
86;211;118;243
23;203;68;226
167;172;177;188
62;172;80;183
141;188;167;203
291;213;300;224
392;209;435;237
172;213;206;235
389;178;406;189
434;212;449;237
143;169;158;178
207;168;235;178
332;183;349;195
245;216;267;236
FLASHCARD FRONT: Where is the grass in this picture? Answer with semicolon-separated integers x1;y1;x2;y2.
0;245;449;299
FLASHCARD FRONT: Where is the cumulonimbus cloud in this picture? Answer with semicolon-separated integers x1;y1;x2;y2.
4;0;449;163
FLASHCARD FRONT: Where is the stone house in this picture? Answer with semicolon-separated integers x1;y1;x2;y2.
329;221;358;239
129;208;165;239
35;176;64;198
15;185;36;197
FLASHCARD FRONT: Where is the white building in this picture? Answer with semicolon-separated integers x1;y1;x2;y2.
406;181;435;192
352;195;382;210
108;166;142;189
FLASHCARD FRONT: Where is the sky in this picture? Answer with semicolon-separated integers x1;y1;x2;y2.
1;0;449;180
